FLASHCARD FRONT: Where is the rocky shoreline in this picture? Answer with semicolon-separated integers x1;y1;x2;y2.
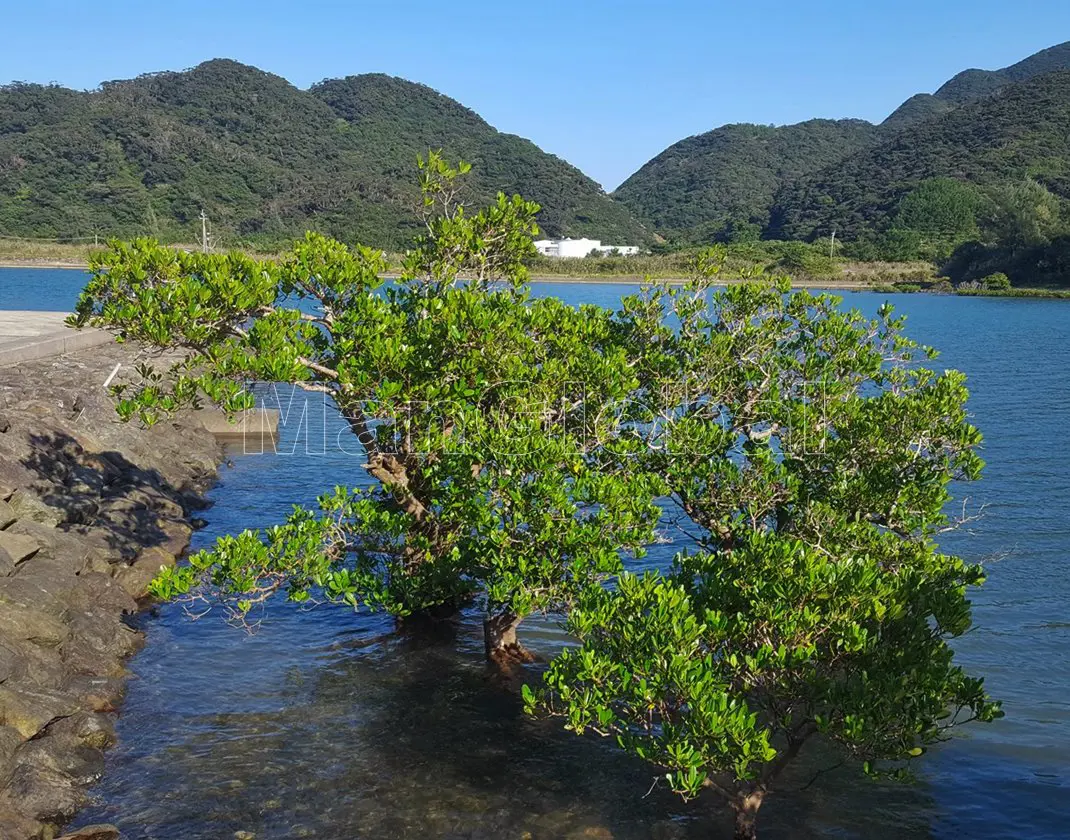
0;342;222;839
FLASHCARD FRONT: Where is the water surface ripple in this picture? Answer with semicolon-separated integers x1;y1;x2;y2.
5;270;1066;838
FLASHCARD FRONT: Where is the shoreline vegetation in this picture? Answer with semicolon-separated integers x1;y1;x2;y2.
69;156;1004;840
3;238;1069;297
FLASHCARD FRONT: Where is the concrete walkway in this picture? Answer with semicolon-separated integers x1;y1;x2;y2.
0;311;113;366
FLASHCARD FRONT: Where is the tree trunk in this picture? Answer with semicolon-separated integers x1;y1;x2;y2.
732;790;764;840
483;610;534;665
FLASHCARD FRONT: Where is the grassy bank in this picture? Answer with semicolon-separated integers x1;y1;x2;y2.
0;239;101;267
3;238;1067;297
953;287;1070;299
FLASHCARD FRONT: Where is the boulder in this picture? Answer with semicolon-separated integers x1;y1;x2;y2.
0;642;20;683
0;600;69;647
0;544;13;577
14;554;83;595
111;548;175;599
70;573;139;616
77;453;125;485
0;793;45;840
105;486;184;519
66;464;108;496
111;565;157;599
135;546;176;572
0;499;15;529
156;519;193;556
60;610;140;677
0;531;39;566
0;572;71;618
0;686;80;739
0;635;69;690
9;520;108;572
80;552;113;576
43;712;117;751
6;491;67;528
0;444;37;493
5;762;89;823
13;733;105;786
61;675;126;713
0;724;22;786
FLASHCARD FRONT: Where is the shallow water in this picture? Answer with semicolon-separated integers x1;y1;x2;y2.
4;269;1069;838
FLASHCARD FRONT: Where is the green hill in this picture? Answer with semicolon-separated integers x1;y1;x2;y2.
612;120;879;240
0;59;647;249
881;40;1070;131
878;94;957;134
934;40;1070;105
769;70;1070;242
613;41;1070;244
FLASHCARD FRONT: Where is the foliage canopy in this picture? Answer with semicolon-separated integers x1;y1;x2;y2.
71;153;660;658
526;251;1002;838
72;164;1001;839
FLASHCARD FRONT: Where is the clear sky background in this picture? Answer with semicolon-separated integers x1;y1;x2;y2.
3;0;1070;189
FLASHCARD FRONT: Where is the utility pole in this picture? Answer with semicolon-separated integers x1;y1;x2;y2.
829;229;837;259
200;210;209;253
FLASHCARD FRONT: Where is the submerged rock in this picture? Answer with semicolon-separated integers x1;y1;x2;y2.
56;825;122;840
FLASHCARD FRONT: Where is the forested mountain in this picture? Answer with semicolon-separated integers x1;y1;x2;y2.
612;120;879;240
881;40;1070;131
0;60;647;248
934;40;1070;105
769;70;1070;241
615;41;1070;244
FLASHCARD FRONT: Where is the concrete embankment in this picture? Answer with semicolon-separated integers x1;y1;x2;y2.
0;313;113;367
0;341;225;839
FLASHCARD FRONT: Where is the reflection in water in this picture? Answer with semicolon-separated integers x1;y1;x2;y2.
77;605;943;840
64;287;1070;839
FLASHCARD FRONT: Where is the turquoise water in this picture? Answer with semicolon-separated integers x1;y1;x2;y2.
4;269;1069;838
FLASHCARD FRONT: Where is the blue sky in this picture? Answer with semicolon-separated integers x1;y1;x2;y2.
4;0;1070;189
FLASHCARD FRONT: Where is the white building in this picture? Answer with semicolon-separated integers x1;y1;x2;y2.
534;238;640;258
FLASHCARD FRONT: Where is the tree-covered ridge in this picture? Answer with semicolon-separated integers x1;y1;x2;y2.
880;40;1070;131
612;119;880;240
0;59;647;248
878;93;957;134
310;74;646;245
935;40;1070;104
612;40;1070;245
770;70;1070;242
